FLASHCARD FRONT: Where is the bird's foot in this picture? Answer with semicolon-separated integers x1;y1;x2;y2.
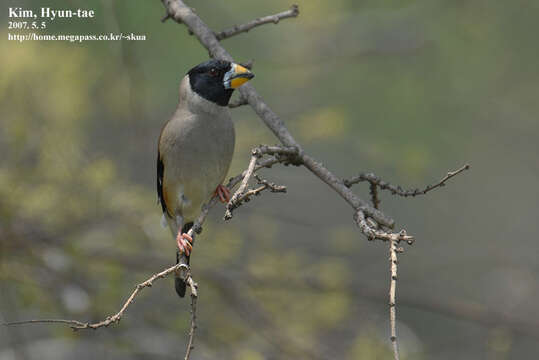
176;232;193;256
214;184;231;203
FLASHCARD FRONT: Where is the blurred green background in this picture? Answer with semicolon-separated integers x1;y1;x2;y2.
1;0;539;359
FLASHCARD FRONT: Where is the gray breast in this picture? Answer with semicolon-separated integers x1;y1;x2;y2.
161;106;235;220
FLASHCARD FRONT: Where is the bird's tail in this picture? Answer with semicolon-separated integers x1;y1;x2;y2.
174;222;193;298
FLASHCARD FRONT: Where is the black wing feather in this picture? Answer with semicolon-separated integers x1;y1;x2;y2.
157;150;168;216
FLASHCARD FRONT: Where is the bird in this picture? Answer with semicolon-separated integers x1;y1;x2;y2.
157;59;254;297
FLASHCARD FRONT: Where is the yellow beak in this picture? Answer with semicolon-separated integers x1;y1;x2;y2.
225;63;254;89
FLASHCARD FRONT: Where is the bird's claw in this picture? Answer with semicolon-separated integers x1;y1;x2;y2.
176;232;193;256
215;184;231;203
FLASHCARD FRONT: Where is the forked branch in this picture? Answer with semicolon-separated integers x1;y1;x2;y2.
225;145;298;220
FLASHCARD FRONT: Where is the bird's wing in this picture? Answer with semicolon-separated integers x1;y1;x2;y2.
157;149;170;217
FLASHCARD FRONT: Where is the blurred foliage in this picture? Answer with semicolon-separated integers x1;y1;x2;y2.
1;0;539;359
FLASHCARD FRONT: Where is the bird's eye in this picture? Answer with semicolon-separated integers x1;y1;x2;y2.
209;68;218;77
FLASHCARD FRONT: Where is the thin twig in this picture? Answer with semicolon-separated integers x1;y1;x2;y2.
3;318;91;328
215;5;299;41
4;263;189;330
389;239;401;360
227;152;258;215
365;164;401;358
254;174;287;193
231;174;286;207
225;145;298;220
184;276;198;360
344;164;470;196
226;156;283;188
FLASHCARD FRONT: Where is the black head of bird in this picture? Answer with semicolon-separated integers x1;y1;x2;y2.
187;59;254;106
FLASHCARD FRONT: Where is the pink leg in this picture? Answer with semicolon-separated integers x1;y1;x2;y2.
214;184;231;203
176;232;193;256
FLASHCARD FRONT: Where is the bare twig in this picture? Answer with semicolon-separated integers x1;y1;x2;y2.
226;156;284;189
225;145;298;220
215;5;299;41
184;276;198;360
227;152;259;214
344;164;470;196
229;174;286;211
3;318;92;328
389;239;401;360
364;164;400;360
254;174;287;193
239;175;287;203
4;263;189;330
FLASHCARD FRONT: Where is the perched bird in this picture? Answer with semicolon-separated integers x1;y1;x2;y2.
157;60;254;297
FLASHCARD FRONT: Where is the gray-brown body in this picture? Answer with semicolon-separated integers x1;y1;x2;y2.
159;76;235;235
